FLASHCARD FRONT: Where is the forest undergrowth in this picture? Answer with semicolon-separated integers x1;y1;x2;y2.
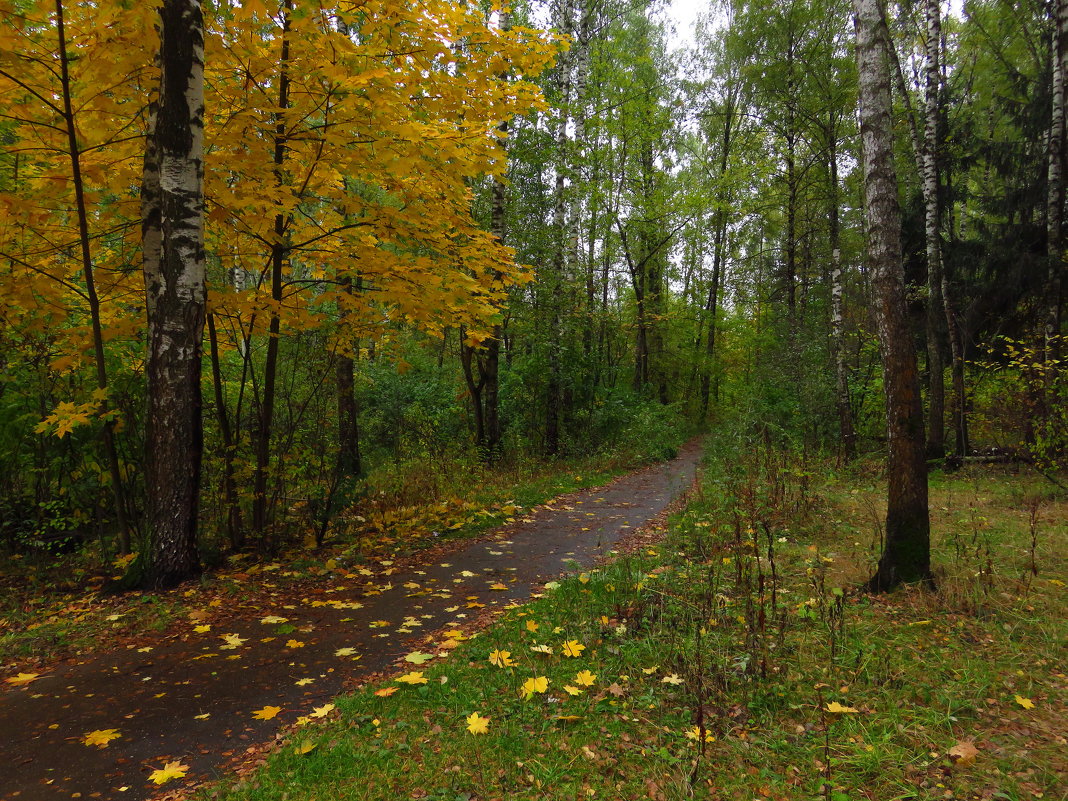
193;438;1066;801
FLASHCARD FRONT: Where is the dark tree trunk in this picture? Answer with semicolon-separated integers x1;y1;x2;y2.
252;0;292;537
336;277;362;478
854;0;932;592
208;313;243;549
142;0;207;588
56;0;132;555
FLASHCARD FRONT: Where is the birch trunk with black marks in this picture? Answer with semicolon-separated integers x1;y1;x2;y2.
142;0;206;588
853;0;932;592
922;0;946;459
827;128;856;461
1047;0;1068;362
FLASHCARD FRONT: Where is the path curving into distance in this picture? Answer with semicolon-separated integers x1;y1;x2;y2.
1;440;701;801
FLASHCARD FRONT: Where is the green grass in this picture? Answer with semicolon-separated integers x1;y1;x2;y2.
198;449;1067;801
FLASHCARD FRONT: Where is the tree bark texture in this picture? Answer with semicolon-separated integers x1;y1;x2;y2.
853;0;932;591
1047;0;1068;359
56;0;132;555
142;0;207;588
253;0;292;536
922;0;946;458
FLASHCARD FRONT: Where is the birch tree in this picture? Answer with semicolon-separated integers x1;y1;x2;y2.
142;0;207;588
853;0;932;591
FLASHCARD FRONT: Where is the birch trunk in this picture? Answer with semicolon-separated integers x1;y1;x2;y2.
1047;0;1068;361
922;0;946;458
828;130;856;461
143;0;206;587
853;0;932;592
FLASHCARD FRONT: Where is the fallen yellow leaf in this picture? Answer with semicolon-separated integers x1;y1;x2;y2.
83;729;121;748
1014;694;1035;709
252;705;282;720
825;701;859;714
465;712;490;734
148;761;189;785
5;672;41;686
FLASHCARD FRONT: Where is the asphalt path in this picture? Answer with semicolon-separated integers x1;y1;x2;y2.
1;440;701;800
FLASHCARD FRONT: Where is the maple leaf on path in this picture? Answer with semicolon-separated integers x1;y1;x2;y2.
83;729;121;748
335;647;358;657
465;712;490;735
149;761;189;785
5;672;42;686
252;705;282;720
260;615;288;624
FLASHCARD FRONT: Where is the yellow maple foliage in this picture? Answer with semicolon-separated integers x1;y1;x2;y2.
252;705;283;720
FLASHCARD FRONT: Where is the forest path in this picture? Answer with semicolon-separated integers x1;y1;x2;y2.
1;440;702;801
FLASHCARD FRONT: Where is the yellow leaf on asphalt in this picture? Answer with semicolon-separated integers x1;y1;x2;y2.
252;705;282;720
148;761;189;785
83;729;121;748
5;672;41;686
